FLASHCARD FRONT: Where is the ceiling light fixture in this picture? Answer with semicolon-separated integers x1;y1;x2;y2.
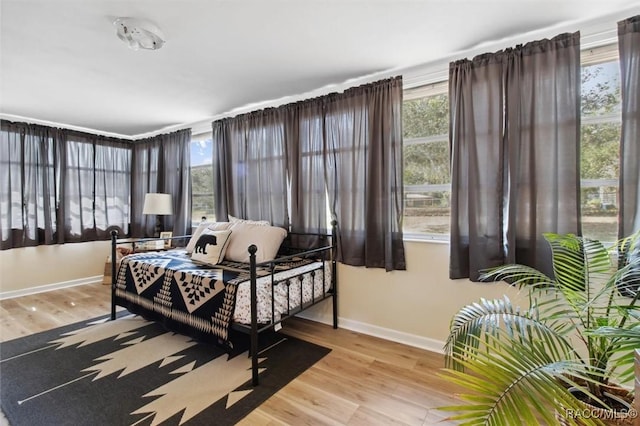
113;17;165;51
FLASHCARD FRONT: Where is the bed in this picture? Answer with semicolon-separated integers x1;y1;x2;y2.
109;220;337;386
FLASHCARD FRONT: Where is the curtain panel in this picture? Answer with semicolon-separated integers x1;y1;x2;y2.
131;129;192;238
0;121;63;249
448;54;506;280
92;138;132;240
212;110;290;227
324;78;406;271
130;138;160;237
285;100;328;241
449;32;581;280
212;77;406;271
62;131;132;242
1;120;191;249
0;121;134;249
618;16;640;238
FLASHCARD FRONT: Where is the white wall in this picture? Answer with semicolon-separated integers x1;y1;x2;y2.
0;239;526;351
299;240;526;352
0;241;110;297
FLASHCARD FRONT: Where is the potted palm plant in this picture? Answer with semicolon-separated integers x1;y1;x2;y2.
440;231;640;425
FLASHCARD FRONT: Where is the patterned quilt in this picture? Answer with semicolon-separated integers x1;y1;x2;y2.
114;250;316;346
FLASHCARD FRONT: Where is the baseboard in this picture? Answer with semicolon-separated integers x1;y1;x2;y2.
295;312;446;354
0;276;103;300
1;278;447;355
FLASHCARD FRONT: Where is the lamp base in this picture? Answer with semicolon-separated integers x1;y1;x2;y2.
154;217;162;238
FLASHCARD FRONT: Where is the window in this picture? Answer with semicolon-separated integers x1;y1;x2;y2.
190;134;214;224
0;121;132;248
580;45;621;242
402;82;450;239
403;44;622;242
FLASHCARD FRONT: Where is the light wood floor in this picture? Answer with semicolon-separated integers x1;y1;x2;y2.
0;283;462;425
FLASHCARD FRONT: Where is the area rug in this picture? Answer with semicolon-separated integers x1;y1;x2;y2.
0;314;330;426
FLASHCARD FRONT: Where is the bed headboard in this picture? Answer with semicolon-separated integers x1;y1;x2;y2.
277;231;331;256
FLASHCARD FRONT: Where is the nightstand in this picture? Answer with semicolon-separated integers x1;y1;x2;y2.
123;238;166;252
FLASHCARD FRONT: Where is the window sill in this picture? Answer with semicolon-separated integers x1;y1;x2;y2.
402;233;449;244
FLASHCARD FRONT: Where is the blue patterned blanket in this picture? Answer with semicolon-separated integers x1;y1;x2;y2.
114;250;314;346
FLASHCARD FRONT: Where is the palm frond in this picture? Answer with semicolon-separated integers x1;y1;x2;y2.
589;323;640;383
479;263;554;288
439;334;604;425
545;233;611;302
444;295;578;371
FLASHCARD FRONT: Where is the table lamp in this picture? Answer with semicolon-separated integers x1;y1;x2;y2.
142;193;173;237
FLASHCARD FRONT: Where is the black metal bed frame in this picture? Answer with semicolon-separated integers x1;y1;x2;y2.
109;221;338;386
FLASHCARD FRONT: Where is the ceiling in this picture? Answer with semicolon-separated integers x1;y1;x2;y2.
1;1;639;139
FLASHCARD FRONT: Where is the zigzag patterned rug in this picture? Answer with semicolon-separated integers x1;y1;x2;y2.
0;314;330;426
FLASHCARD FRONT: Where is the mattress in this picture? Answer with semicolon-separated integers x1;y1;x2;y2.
233;260;332;324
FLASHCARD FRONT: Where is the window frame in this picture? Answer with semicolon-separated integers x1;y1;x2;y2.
190;132;214;226
402;81;451;242
579;43;621;242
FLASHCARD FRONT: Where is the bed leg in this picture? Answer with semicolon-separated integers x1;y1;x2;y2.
331;220;338;329
331;259;338;329
110;230;118;321
249;244;259;386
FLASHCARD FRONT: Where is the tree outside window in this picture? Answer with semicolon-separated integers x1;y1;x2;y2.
190;135;214;225
580;57;621;242
402;83;450;238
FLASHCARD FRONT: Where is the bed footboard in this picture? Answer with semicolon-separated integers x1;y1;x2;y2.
110;230;118;321
245;220;338;385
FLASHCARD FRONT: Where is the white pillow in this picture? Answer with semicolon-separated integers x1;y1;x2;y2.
224;222;287;263
228;215;270;227
191;229;232;266
186;221;232;253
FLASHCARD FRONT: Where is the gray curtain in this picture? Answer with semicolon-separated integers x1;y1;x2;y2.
212;110;289;227
160;130;192;237
93;138;132;239
212;122;231;221
0;121;62;249
63;134;95;240
285;100;328;248
324;77;406;271
0;121;132;249
618;16;640;238
449;54;506;280
131;139;160;237
131;129;191;237
212;77;406;271
62;132;132;241
450;32;581;280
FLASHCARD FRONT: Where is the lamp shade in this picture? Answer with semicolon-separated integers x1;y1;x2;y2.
142;193;173;215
